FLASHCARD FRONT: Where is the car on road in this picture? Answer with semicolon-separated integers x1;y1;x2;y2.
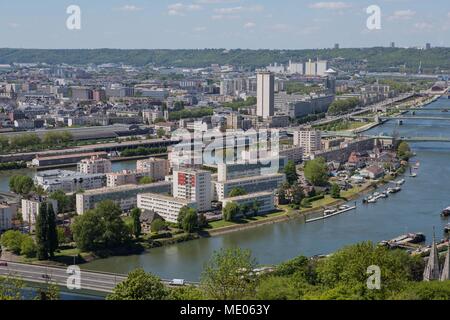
0;261;7;267
170;279;185;286
42;274;51;280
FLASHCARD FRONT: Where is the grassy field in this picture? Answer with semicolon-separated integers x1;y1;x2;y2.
207;210;287;230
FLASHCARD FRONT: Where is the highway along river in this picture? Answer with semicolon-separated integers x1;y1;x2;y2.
81;97;450;281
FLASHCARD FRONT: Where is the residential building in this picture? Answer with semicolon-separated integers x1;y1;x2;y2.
222;192;275;216
136;157;170;180
77;156;112;174
257;71;275;119
35;170;106;193
294;129;322;155
0;204;13;231
75;182;172;215
173;169;212;212
22;198;58;226
213;173;286;201
137;193;196;224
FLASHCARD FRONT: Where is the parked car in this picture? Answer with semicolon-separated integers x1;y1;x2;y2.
42;274;51;280
0;261;7;267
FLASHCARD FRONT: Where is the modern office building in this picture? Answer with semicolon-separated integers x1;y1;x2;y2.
213;173;286;201
77;156;112;174
257;71;275;119
75;181;172;215
173;169;212;212
293;129;322;155
137;193;196;224
35;169;106;193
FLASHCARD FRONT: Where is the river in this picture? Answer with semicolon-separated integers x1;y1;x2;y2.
81;97;450;281
4;98;450;283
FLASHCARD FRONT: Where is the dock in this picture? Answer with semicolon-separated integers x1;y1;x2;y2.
306;205;357;223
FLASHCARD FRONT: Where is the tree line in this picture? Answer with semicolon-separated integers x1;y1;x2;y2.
106;243;450;300
2;48;450;71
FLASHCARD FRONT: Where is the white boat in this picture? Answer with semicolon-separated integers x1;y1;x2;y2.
324;209;337;216
373;192;381;197
387;188;394;194
397;179;405;185
368;198;377;203
410;173;417;178
338;205;350;210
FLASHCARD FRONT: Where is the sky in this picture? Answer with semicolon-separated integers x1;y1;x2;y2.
0;0;449;49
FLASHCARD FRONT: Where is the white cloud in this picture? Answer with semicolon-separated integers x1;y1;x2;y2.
195;0;239;4
389;9;416;20
193;26;207;32
243;22;256;29
8;22;20;28
309;2;352;10
168;3;202;16
414;22;433;30
213;4;263;15
117;5;142;12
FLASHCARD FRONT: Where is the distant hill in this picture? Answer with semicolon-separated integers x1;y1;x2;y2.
0;48;449;72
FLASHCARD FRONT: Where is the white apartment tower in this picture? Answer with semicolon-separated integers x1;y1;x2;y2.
77;156;112;174
257;71;275;119
293;129;322;155
173;169;212;212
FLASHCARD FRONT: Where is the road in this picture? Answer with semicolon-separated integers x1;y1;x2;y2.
0;261;199;293
288;93;415;132
0;261;127;293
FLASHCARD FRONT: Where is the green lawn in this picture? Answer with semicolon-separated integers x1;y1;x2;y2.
207;210;287;230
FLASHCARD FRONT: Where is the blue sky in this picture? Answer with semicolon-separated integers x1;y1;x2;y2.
0;0;449;49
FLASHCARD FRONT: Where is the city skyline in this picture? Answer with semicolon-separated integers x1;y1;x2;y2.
1;0;449;50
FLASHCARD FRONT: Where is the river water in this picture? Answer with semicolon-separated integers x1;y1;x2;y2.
4;98;450;283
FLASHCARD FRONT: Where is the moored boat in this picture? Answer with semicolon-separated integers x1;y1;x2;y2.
442;207;450;217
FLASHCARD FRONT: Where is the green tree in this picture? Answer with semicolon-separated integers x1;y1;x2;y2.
107;269;169;300
0;230;25;254
157;128;166;138
9;175;34;195
138;176;155;185
35;202;49;260
49;190;72;214
304;158;329;186
0;276;24;300
151;219;167;233
397;141;412;161
169;286;205;300
201;248;258;300
223;202;241;222
177;207;198;233
20;236;37;258
71;200;131;251
393;281;450;300
315;242;424;299
57;227;68;245
330;183;341;199
130;208;142;238
255;276;298;300
284;160;298;186
277;182;291;205
291;183;304;206
47;203;58;257
228;187;247;197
